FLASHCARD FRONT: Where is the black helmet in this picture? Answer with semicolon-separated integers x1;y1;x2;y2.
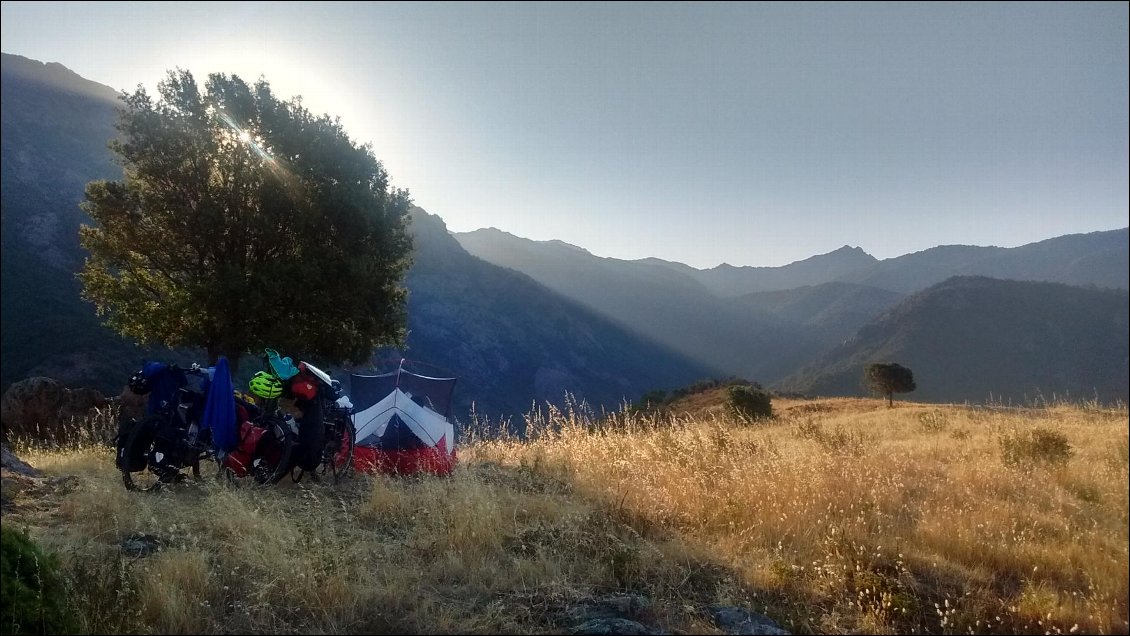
127;369;152;395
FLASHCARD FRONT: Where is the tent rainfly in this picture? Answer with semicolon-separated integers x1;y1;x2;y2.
349;366;457;475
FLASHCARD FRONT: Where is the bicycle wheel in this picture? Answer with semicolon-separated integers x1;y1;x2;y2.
121;415;174;492
249;418;295;486
319;417;355;484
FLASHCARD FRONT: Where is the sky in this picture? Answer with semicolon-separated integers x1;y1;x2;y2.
2;1;1127;268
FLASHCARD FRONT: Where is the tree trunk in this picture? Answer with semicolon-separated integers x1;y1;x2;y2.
223;351;242;376
206;345;242;375
887;391;893;408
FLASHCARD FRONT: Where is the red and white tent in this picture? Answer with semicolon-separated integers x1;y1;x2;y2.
348;364;457;475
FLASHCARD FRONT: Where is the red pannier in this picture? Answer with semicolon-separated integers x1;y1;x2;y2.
222;420;267;477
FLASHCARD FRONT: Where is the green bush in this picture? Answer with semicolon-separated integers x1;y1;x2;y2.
727;385;773;421
1;526;76;635
1000;427;1074;469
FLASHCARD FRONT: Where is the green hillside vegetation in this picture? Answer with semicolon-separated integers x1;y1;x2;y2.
6;396;1127;634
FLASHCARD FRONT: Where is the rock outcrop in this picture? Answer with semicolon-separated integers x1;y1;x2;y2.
0;376;109;444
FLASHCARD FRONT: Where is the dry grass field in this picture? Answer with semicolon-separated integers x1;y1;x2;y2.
4;395;1127;634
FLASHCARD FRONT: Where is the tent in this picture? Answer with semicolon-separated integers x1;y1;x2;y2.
349;364;457;475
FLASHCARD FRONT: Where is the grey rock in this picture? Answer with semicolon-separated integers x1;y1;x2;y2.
120;532;163;558
1;376;108;444
709;605;790;635
566;594;651;622
570;617;668;635
1;443;41;477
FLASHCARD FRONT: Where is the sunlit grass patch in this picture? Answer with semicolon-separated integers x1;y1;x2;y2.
6;396;1127;634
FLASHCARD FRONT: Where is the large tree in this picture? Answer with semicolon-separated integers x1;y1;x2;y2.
79;70;413;371
864;362;917;407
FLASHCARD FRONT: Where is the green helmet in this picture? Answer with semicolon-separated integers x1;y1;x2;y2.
249;371;283;399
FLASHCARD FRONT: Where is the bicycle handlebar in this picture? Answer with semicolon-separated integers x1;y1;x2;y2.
168;363;209;377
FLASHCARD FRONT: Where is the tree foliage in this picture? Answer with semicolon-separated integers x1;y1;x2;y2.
79;70;413;370
864;362;917;407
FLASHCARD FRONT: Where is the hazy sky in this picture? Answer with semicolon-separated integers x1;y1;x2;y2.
2;1;1127;268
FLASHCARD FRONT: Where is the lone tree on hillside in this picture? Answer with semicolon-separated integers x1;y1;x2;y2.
79;70;413;371
864;363;917;407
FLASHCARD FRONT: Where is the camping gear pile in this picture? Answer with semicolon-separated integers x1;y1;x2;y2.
118;351;458;490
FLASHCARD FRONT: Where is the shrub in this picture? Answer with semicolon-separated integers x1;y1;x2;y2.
726;385;773;421
1;526;76;635
918;410;948;433
1000;427;1074;468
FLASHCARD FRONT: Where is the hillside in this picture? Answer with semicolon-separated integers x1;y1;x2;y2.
455;228;809;381
736;281;906;349
0;53;177;391
6;397;1127;634
779;276;1130;404
454;227;1130;397
384;208;714;421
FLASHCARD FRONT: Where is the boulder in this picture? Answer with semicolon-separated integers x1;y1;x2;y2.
567;594;668;635
1;376;108;444
1;443;41;477
709;605;790;635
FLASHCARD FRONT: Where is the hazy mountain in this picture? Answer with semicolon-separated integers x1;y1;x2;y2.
379;208;714;421
836;230;1129;293
778;276;1130;405
454;228;805;381
456;227;1127;392
737;282;906;347
0;52;153;391
648;231;1128;297
644;245;879;296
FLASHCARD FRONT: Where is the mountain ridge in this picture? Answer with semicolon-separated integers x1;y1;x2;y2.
777;276;1130;405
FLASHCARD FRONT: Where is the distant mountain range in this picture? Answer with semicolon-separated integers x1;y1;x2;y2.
778;277;1129;404
454;225;1127;386
2;51;1127;418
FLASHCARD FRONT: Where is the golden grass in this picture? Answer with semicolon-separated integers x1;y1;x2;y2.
7;396;1128;634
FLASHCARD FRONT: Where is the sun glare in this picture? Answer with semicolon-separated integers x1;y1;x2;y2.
238;130;252;143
